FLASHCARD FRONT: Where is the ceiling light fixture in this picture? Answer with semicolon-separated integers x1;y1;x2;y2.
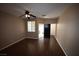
25;14;30;18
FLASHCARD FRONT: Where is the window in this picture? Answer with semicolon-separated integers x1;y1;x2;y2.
27;21;35;32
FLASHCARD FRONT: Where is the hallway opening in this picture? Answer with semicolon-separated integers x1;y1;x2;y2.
38;23;56;39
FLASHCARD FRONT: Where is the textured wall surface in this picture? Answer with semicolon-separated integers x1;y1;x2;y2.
56;4;79;55
0;11;26;50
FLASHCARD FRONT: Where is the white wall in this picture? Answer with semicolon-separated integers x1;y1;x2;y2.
56;4;79;56
0;11;26;50
50;24;56;36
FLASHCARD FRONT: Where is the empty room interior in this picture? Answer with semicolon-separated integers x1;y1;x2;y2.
0;3;79;56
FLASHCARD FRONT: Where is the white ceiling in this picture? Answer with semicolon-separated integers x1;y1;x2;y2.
0;3;71;18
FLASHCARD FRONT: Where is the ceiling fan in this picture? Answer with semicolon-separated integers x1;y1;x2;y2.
19;10;36;19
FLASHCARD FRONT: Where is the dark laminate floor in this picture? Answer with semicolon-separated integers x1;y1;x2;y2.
0;36;65;56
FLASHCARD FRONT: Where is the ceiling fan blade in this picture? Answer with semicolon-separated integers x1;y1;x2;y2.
19;14;26;17
29;14;36;18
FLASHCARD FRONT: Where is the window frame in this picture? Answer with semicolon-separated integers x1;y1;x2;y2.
27;21;35;32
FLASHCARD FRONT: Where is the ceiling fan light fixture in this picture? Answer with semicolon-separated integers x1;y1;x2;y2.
28;15;30;17
25;14;30;18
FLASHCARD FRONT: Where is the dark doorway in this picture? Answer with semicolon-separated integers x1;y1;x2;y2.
44;24;50;38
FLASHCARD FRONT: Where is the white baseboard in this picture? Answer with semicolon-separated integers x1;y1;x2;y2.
0;37;38;51
0;37;27;51
55;37;68;56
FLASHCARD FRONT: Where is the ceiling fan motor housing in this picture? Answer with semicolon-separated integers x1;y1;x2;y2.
25;10;29;14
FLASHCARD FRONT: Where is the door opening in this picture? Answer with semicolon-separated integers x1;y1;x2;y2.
38;24;44;39
38;23;56;39
44;24;50;38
